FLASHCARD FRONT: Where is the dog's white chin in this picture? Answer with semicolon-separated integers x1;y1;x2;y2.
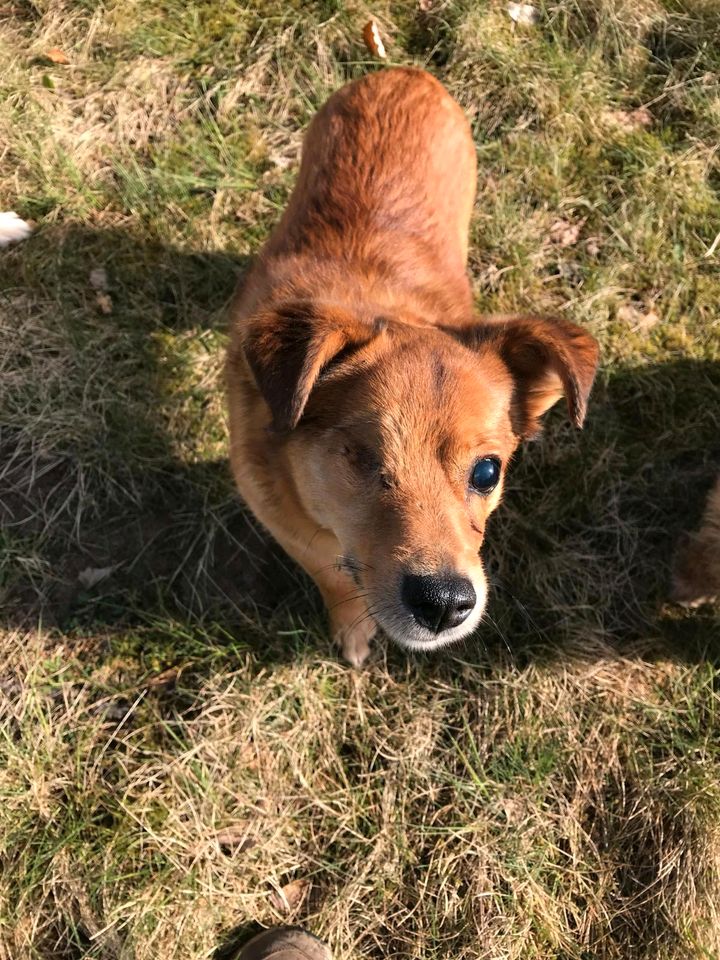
376;580;487;652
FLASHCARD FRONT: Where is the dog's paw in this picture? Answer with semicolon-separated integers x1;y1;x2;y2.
334;617;377;668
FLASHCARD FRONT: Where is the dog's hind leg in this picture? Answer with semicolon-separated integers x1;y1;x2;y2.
672;473;720;606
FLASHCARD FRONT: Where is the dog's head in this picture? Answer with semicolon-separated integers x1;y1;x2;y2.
244;302;599;651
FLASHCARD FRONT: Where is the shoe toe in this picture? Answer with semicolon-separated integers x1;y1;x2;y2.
233;927;331;960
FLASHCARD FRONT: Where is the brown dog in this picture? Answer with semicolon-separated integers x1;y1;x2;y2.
226;67;599;664
672;474;720;606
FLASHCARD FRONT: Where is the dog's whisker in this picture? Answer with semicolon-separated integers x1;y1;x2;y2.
344;600;385;636
327;592;370;613
311;562;353;576
492;579;546;637
336;556;374;572
303;526;324;556
483;612;513;656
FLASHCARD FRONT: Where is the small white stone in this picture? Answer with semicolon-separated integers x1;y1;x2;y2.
89;266;108;291
0;211;33;248
507;2;540;25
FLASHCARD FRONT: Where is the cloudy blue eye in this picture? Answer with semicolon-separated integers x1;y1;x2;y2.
470;457;501;494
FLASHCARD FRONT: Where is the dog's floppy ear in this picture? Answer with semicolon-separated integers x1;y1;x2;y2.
243;300;384;431
454;314;599;437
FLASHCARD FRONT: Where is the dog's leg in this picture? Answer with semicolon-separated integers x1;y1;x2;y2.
229;436;377;663
257;516;377;665
292;531;377;667
302;545;377;667
672;474;720;605
314;570;377;667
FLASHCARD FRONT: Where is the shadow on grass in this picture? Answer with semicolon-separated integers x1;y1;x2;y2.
1;223;718;670
0;223;316;660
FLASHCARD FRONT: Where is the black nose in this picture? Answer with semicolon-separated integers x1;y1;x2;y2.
401;574;476;633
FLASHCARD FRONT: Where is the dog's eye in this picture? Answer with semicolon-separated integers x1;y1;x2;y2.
343;443;381;476
470;457;501;494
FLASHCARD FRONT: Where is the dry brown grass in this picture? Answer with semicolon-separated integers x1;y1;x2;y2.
1;0;720;958
3;631;720;959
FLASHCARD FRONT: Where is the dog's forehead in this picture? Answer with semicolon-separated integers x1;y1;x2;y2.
367;337;514;436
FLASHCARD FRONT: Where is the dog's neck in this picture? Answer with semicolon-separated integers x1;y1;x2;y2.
235;250;473;330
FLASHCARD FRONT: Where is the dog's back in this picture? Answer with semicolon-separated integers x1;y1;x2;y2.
266;68;477;279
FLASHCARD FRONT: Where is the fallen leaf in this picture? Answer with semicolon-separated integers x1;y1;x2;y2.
0;676;22;699
95;291;113;315
213;822;256;853
500;796;530;824
636;308;660;332
616;304;640;324
89;266;108;291
549;217;586;248
629;107;653;128
0;211;33;247
617;303;660;332
482;263;502;286
89;700;132;721
602;107;653;132
507;2;540;25
145;667;180;689
269;878;310;914
46;47;70;64
362;20;387;59
78;565;118;589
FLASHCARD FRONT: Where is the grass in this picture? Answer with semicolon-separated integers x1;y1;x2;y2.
1;0;719;957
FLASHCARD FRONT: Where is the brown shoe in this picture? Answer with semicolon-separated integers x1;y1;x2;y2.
233;928;332;960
